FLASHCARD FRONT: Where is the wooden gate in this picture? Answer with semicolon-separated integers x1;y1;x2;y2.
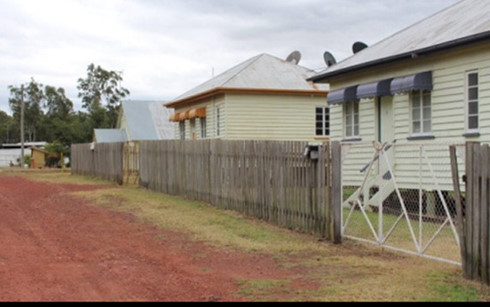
123;141;139;184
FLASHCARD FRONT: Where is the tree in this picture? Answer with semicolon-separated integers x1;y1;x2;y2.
8;78;45;142
44;140;69;168
77;63;130;128
0;111;15;144
44;86;74;119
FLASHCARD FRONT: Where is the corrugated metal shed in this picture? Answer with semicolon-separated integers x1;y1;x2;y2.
311;0;490;81
169;53;328;105
94;129;128;143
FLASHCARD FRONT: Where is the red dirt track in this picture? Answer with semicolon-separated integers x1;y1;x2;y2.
0;176;315;302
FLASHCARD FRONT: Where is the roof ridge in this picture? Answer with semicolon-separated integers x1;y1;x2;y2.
220;53;267;87
222;53;315;86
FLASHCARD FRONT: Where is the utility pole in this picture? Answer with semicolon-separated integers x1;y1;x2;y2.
20;84;25;168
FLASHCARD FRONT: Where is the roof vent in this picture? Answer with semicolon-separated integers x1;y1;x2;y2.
352;41;368;54
323;51;337;67
285;51;302;65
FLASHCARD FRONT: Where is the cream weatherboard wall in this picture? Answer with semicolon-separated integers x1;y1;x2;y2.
225;93;325;141
174;93;327;141
330;42;490;189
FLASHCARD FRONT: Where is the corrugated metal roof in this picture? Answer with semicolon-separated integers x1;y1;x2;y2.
122;100;174;141
171;53;328;104
311;0;490;81
94;101;175;143
94;129;128;143
147;102;175;140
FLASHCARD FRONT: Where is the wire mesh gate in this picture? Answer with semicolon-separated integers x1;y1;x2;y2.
341;141;465;265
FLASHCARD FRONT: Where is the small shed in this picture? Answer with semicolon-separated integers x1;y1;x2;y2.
30;147;48;169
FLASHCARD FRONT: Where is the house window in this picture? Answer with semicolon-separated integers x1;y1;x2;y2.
467;71;479;130
200;118;207;139
216;107;221;137
411;91;431;134
345;101;359;137
190;119;196;140
179;122;185;140
315;107;330;137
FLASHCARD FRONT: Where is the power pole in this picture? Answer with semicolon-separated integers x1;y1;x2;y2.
20;84;25;168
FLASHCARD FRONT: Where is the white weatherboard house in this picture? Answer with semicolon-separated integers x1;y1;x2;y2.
310;0;490;203
93;100;175;143
165;53;329;141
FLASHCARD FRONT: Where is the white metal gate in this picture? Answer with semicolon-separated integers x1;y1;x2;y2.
341;141;465;265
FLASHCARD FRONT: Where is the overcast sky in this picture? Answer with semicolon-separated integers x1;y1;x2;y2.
0;0;460;114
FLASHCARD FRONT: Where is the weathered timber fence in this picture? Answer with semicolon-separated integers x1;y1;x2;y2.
139;140;341;240
450;142;490;285
71;143;124;184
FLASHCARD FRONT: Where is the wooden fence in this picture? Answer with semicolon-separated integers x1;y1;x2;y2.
450;142;490;285
71;142;124;184
139;140;341;240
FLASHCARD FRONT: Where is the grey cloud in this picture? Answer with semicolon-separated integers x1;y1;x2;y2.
0;0;460;114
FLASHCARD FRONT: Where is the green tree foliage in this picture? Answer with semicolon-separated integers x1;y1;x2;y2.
44;86;74;119
0;111;17;144
7;79;94;148
77;63;130;128
5;63;131;151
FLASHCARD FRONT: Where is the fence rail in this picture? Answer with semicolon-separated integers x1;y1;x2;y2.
71;143;124;184
139;140;338;239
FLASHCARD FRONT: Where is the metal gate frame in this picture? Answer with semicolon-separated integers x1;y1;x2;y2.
341;141;463;266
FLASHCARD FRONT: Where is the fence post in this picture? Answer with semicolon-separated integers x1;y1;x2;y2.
330;141;342;244
317;142;326;238
450;145;466;275
116;142;124;185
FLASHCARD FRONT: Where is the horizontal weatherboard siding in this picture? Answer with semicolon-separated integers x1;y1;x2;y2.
225;93;326;141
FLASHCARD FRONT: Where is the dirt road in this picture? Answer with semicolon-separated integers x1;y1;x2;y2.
0;176;314;302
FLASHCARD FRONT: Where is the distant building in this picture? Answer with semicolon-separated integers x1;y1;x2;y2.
93;100;175;143
30;147;48;169
0;142;48;168
165;53;329;141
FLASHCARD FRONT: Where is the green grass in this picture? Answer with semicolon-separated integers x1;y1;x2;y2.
422;271;480;302
7;170;489;302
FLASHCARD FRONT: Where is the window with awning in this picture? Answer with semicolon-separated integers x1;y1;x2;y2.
169;113;180;122
188;108;206;119
179;112;188;121
356;79;392;99
327;86;358;105
326;71;433;105
169;108;207;122
390;71;433;95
